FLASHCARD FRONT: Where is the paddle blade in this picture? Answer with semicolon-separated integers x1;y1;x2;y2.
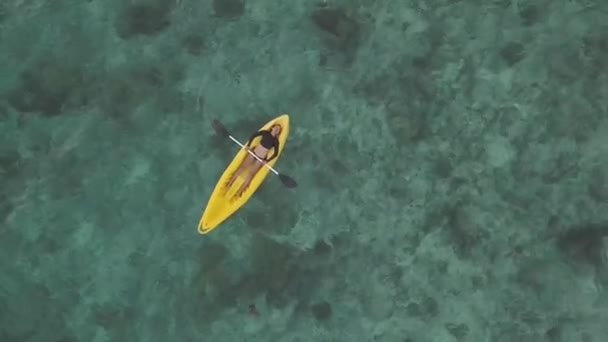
211;119;230;138
279;174;298;188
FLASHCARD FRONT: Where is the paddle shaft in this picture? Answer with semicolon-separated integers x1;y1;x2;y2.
227;135;280;176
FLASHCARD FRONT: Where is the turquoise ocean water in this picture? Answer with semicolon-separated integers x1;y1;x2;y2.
1;0;608;341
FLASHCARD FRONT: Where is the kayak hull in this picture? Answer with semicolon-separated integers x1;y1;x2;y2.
198;114;290;234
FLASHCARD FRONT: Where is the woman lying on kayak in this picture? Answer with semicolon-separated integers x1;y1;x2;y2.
226;123;282;196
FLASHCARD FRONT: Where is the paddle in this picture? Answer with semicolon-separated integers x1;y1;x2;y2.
212;119;298;188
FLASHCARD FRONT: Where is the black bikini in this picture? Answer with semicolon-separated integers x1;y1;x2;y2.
246;130;280;161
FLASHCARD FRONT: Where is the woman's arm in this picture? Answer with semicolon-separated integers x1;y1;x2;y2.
266;140;280;161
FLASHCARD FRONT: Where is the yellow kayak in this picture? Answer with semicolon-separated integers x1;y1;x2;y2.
198;114;290;234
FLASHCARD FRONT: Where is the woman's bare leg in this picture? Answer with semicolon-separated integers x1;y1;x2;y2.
236;160;264;196
227;154;255;188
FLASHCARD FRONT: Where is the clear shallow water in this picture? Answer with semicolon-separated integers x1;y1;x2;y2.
1;0;608;341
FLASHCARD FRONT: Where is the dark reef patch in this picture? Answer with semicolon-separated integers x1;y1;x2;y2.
311;301;332;321
187;232;336;324
311;5;362;65
89;61;185;124
0;193;13;224
445;322;469;340
588;166;608;203
212;0;245;19
6;60;86;116
91;302;138;340
443;203;488;257
518;3;541;26
557;223;608;267
182;34;207;56
500;41;526;66
115;2;172;39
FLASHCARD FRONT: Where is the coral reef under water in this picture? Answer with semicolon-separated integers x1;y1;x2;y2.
0;0;607;341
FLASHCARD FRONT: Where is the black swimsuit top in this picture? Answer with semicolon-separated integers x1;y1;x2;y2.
246;130;280;161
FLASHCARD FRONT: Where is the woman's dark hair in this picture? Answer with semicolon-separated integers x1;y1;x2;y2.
270;124;282;134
